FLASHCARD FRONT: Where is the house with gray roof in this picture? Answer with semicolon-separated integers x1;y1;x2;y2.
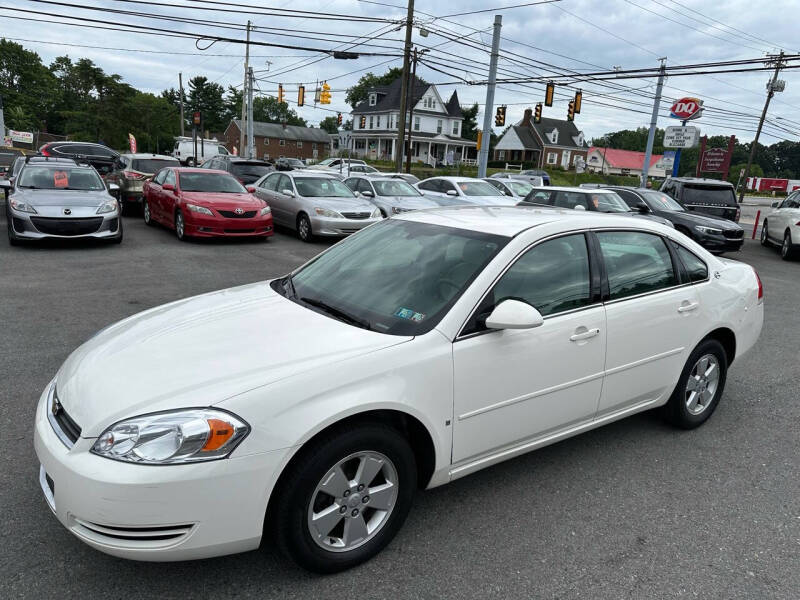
349;75;476;164
224;120;331;161
493;108;588;170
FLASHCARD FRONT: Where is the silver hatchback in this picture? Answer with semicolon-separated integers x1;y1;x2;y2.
253;171;381;242
3;159;122;245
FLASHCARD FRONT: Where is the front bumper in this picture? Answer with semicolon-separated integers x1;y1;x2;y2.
696;231;744;253
10;209;122;240
33;383;288;561
309;214;381;237
184;212;274;238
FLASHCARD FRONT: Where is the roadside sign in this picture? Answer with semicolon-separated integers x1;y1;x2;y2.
192;111;201;125
669;97;703;121
664;126;700;148
575;158;586;174
128;133;137;153
9;130;33;144
700;147;728;172
661;150;676;169
2;135;12;147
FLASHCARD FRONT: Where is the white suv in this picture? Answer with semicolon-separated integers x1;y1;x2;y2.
761;190;800;260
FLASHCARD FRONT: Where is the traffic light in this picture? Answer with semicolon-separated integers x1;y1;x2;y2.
297;85;305;107
534;102;542;124
320;81;331;105
278;84;284;104
359;115;366;129
545;81;554;107
494;105;506;127
574;89;582;114
476;129;482;151
567;100;575;122
337;112;343;126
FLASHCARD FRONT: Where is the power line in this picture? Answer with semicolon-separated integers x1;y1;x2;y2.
438;0;561;19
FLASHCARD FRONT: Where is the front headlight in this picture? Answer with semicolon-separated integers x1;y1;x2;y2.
315;207;343;218
186;203;213;216
371;207;382;218
391;206;405;215
96;199;118;214
9;198;37;213
695;225;722;235
91;409;249;464
260;205;272;216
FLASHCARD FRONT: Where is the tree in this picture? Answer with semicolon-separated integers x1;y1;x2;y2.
251;96;307;126
0;40;58;131
318;116;340;134
345;67;428;108
187;76;226;132
460;103;480;141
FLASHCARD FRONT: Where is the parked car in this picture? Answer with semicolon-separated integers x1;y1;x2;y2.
2;156;122;245
108;153;180;214
522;169;550;185
2;154;27;201
490;171;545;187
313;157;367;171
38;141;121;179
33;207;763;572
483;177;535;199
142;167;273;241
200;156;274;185
344;176;440;216
761;188;800;260
0;147;24;178
607;186;744;254
252;171;381;242
521;186;674;228
370;172;420;185
172;137;230;167
660;177;740;222
416;176;516;206
275;157;307;171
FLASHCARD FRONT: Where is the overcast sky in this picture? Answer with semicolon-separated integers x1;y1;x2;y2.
3;0;800;144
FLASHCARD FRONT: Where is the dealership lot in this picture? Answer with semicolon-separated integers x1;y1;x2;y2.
1;213;798;599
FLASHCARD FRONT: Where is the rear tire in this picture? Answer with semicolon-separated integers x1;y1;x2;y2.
270;423;416;574
781;231;798;261
664;339;728;430
760;219;770;246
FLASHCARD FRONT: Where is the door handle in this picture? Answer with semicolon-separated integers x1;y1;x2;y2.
570;328;600;342
677;301;699;313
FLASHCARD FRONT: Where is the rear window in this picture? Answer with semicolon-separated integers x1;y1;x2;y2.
231;162;273;178
682;185;736;206
131;158;179;173
456;181;505;197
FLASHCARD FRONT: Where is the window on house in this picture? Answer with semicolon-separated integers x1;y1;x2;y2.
369;93;376;106
452;121;459;135
377;116;381;128
498;150;506;160
369;116;374;129
313;143;317;150
297;140;302;148
414;116;420;131
264;138;269;145
547;152;557;164
437;120;442;134
280;139;286;146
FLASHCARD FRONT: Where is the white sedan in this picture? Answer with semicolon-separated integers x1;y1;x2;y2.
34;207;763;573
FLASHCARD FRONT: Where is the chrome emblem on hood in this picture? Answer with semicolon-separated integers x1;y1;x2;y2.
63;208;72;215
234;207;244;215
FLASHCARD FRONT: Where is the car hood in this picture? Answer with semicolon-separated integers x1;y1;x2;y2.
55;282;410;436
181;191;263;209
380;195;441;209
303;196;377;211
669;210;741;230
17;188;112;207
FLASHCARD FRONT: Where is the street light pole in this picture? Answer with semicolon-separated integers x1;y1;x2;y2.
477;14;502;178
640;57;666;188
395;0;415;172
239;20;251;156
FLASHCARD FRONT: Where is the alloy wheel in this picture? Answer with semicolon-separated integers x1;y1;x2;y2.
176;212;185;240
306;451;399;553
685;354;720;415
760;222;768;245
298;215;312;242
143;200;151;224
782;234;790;258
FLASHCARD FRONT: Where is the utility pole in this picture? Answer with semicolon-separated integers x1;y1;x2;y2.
405;48;420;173
178;73;185;137
477;14;502;178
640;57;667;188
247;67;255;159
739;51;785;202
239;20;251;155
395;0;415;172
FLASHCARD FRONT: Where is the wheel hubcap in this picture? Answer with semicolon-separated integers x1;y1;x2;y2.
143;202;150;221
685;354;720;415
307;451;398;553
299;218;309;239
177;215;184;237
783;237;789;256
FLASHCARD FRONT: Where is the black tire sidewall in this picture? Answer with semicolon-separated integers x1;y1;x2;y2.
297;213;312;242
666;339;728;429
175;210;186;241
760;220;769;246
143;199;153;225
272;424;417;574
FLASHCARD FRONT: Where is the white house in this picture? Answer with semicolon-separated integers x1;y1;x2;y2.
349;75;476;164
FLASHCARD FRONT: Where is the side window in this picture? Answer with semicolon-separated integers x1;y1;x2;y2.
598;231;677;300
164;170;176;186
278;174;293;193
260;173;279;190
788;192;800;208
614;189;641;209
153;169;168;185
439;180;456;193
675;244;708;283
552;191;589;210
358;179;373;194
418;180;438;192
344;178;359;192
524;190;554;205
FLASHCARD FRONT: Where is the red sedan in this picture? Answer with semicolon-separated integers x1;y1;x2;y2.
142;167;274;241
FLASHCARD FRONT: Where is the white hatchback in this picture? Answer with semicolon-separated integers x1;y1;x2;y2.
34;207;763;573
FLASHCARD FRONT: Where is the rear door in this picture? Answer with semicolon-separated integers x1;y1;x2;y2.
147;169;168;221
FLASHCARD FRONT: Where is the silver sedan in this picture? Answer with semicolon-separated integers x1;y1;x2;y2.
253;171;381;242
344;176;440;217
483;177;536;199
3;159;122;245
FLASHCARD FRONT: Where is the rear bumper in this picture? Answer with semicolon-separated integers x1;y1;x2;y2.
184;212;274;237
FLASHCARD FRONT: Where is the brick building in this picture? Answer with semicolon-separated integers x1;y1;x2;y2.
493;109;588;170
224;120;331;161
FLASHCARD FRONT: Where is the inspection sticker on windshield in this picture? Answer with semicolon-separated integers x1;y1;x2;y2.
394;307;426;322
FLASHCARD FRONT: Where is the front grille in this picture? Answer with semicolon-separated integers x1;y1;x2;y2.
30;217;103;236
73;518;194;547
217;210;257;218
340;211;372;220
224;228;256;234
48;386;82;448
723;229;744;239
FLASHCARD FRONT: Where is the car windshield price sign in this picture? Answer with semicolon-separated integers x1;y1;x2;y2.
664;126;700;148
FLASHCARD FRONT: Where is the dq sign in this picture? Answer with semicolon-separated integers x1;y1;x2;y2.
670;97;703;121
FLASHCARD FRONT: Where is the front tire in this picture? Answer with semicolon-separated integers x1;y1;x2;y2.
297;213;313;243
664;339;728;429
270;423;417;573
143;199;154;226
175;210;188;241
760;219;770;246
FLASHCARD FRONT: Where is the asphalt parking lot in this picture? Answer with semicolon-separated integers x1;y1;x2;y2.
1;211;798;599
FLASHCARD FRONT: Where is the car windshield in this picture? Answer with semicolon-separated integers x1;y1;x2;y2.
316;158;336;167
231;162;273;179
589;192;631;213
509;181;534;196
131;158;179;173
643;191;684;211
179;172;246;193
294;177;354;197
277;219;508;335
18;165;105;190
286;159;304;167
373;180;420;197
457;181;505;197
683;185;736;206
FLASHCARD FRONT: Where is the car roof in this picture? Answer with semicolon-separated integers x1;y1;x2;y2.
286;171;338;178
531;185;618;193
669;177;734;187
426;176;491;182
122;153;177;160
395;205;668;237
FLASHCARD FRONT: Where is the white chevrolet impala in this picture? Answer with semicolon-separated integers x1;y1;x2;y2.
34;207;763;572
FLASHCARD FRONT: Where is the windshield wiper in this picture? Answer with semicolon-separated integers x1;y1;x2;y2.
299;296;372;331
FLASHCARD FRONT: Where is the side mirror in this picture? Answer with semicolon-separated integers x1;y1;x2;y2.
246;185;256;193
361;190;374;197
771;201;780;208
485;300;544;330
635;202;649;213
574;204;586;211
281;188;295;198
108;183;120;192
446;189;459;197
162;183;175;191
